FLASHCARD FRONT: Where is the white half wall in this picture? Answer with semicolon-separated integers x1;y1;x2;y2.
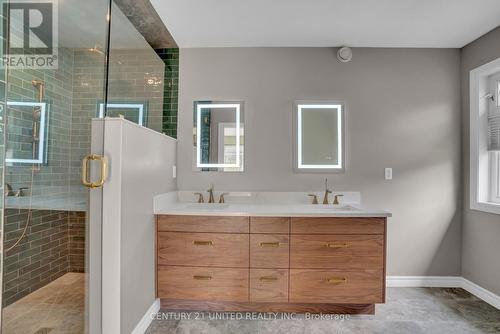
100;118;177;334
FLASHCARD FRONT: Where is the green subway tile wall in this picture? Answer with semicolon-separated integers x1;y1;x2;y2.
5;48;75;197
156;48;179;138
3;209;71;306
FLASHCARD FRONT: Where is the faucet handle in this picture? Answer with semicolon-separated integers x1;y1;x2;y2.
333;194;344;205
194;192;204;203
219;193;229;203
308;194;319;205
5;183;15;196
17;187;29;197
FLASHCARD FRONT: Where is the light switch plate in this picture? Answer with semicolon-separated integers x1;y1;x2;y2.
385;168;392;180
172;165;177;179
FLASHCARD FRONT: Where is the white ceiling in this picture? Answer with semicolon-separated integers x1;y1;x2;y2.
151;0;500;48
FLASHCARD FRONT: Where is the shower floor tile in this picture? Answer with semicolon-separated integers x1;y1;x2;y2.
2;272;84;334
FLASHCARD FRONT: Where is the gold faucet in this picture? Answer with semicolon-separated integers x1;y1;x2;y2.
219;193;229;203
207;184;215;203
308;194;319;204
194;192;204;203
333;194;344;205
323;178;332;204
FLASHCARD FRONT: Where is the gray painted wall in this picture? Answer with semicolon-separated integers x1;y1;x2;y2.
178;47;462;276
461;26;500;296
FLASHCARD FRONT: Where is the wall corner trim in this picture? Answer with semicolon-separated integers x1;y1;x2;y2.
131;298;161;334
387;276;500;310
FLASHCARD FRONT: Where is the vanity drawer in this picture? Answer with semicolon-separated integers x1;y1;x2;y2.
157;215;249;233
157;232;249;268
250;234;289;268
158;266;249;302
289;269;383;303
290;235;384;269
250;217;290;233
291;217;385;235
250;269;289;302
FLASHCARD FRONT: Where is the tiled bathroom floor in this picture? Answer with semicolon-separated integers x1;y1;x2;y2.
2;272;85;334
146;288;500;334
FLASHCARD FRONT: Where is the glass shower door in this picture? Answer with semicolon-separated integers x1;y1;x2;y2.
0;0;111;333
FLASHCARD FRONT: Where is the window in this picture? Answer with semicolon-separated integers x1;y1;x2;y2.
470;60;500;214
217;123;244;172
491;151;500;204
489;75;500;204
497;80;500;108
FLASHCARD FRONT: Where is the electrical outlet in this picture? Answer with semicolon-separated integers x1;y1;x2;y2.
385;168;392;180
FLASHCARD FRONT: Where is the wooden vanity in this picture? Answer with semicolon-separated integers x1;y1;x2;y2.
155;214;387;314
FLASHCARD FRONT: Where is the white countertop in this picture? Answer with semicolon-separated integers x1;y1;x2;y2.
154;192;391;217
154;191;392;217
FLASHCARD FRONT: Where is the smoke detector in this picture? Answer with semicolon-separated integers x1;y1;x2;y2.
337;47;352;63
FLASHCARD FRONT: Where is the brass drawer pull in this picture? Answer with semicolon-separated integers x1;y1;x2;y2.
259;242;283;247
326;277;347;284
259;276;278;281
326;242;349;248
193;275;212;281
193;240;213;246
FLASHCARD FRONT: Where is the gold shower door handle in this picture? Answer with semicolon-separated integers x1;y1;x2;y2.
81;154;108;188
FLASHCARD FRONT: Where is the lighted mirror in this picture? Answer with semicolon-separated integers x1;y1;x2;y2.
5;101;49;165
294;102;344;171
98;102;147;126
193;101;244;172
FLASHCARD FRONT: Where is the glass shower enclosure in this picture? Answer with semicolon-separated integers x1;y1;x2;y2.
0;0;110;332
0;0;167;332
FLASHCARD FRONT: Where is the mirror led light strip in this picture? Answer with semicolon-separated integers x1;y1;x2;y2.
196;103;241;168
6;101;47;164
98;103;145;125
297;103;343;169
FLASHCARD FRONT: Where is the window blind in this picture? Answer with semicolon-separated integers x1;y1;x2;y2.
489;111;500;151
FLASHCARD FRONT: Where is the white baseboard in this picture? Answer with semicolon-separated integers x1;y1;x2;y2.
131;298;161;334
461;278;500;310
387;276;500;310
387;276;462;288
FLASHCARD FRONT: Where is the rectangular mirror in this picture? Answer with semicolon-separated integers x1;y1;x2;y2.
5;101;49;165
193;101;244;172
98;102;147;126
294;102;344;171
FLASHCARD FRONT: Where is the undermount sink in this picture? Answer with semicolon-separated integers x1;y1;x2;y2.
307;204;358;211
184;203;230;211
